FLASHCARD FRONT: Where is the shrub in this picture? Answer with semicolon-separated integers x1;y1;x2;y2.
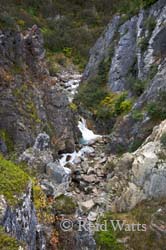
96;92;132;120
138;16;156;53
147;103;162;120
147;92;166;120
129;139;144;152
69;103;78;112
131;110;144;121
16;19;25;28
138;36;149;52
0;13;15;29
75;77;108;110
148;64;158;80
120;100;133;113
76;83;132;121
160;133;166;148
63;47;72;58
117;0;157;16
127;76;147;96
144;16;156;34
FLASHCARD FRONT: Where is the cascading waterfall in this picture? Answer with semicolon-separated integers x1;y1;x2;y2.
58;73;102;175
78;117;102;145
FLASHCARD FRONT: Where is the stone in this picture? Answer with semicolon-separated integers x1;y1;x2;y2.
2;183;41;250
80;199;95;212
19;146;53;174
81;175;97;183
99;157;107;164
81;161;89;173
73;156;82;165
96;169;105;177
46;162;70;184
79;146;95;155
40;180;55;197
87;212;98;222
83;15;121;80
33;133;50;151
87;167;95;175
108;16;138;91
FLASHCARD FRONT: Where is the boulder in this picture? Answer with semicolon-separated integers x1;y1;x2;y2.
80;199;95;212
46;162;71;184
19;136;53;174
87;211;98;222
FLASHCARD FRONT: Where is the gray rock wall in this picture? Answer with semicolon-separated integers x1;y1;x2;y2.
0;26;79;155
2;183;46;250
83;0;166;152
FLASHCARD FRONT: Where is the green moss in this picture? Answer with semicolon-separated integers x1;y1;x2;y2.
0;155;30;205
0;226;24;250
13;84;41;124
53;195;76;215
0;129;14;153
95;213;123;250
26;102;41;123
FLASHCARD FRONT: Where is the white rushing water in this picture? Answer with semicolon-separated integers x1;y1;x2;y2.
60;73;82;102
59;146;95;168
59;118;101;168
78;117;102;145
58;73;102;169
59;73;102;170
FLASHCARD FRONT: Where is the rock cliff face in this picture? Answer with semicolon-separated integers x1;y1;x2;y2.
0;25;79;155
107;119;166;212
83;0;166;151
0;183;46;250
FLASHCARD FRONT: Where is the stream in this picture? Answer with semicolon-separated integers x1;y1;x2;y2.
55;72;106;250
57;72;103;187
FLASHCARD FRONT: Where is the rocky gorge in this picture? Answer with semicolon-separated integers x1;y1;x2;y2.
0;0;166;249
